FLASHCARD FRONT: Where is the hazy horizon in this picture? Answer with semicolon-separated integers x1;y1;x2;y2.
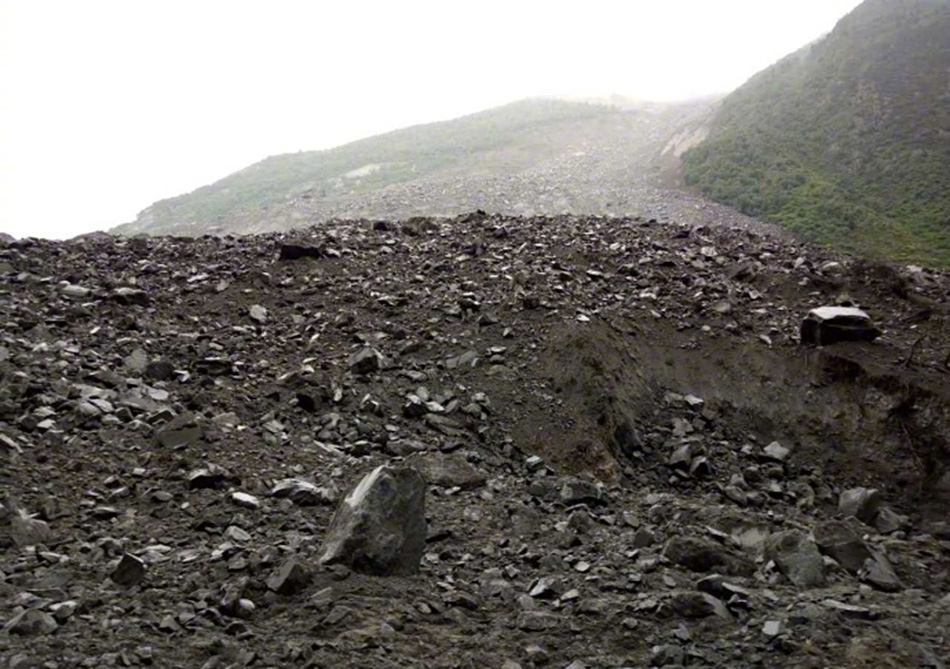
1;0;863;239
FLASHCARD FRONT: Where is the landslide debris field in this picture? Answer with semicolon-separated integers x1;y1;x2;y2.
2;213;950;668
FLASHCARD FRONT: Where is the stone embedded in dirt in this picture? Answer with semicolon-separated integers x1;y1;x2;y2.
662;536;748;575
860;553;902;592
155;412;202;448
271;478;338;506
267;556;312;595
670;591;731;619
839;487;882;525
249;304;268;323
49;600;79;622
407;452;488;490
111;286;149;306
279;243;324;260
145;358;175;381
348;347;384;375
800;306;881;346
111;553;147;587
3;608;59;636
821;599;880;621
762;619;786;638
187;464;230;490
516;610;560;631
61;283;91;300
874;506;908;534
318;465;427;575
559;478;604;506
766;530;826;588
651;645;686;667
762;441;790;462
231;492;261;509
813;519;872;573
10;508;52;548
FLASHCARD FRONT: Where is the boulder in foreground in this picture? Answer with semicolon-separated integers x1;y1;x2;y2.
318;466;427;576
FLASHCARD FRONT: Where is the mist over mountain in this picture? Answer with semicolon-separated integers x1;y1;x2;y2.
682;0;950;266
112;98;738;237
113;0;950;271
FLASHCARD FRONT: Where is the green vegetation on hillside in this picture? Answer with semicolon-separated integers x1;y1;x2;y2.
682;0;950;267
113;99;628;235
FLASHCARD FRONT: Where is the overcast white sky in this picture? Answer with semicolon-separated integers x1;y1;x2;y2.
1;0;863;239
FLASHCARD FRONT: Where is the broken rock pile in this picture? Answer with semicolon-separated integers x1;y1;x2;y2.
2;214;950;667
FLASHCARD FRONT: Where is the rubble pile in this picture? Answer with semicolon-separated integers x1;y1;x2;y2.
2;213;949;667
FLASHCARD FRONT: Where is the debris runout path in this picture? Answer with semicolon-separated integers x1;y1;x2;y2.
2;213;950;667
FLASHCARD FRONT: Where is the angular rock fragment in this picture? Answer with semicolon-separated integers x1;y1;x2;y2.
348;347;384;374
813;519;871;573
3;609;58;636
663;536;748;575
267;557;312;595
279;243;324;260
187;464;230;490
407;452;487;490
319;465;427;575
766;530;826;588
670;591;731;619
111;286;149;306
860;553;902;592
559;478;604;506
800;307;880;346
155;412;202;449
838;487;881;525
271;478;337;506
10;507;52;548
821;599;880;620
249;304;268;323
111;553;146;587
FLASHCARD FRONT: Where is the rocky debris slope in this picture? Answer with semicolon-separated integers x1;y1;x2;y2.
2;213;950;668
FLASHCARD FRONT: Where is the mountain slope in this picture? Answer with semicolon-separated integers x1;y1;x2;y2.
112;98;717;236
682;0;950;267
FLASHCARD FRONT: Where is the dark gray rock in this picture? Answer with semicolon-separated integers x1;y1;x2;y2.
267;557;312;595
279;243;324;260
407;452;487;490
318;466;427;576
821;599;880;620
814;519;871;573
860;553;902;592
839;487;881;525
663;536;748;575
10;508;52;548
670;591;731;619
187;464;230;490
111;553;146;587
156;412;202;449
3;609;58;636
766;530;826;588
800;307;880;346
271;478;337;506
559;478;603;506
348;347;384;375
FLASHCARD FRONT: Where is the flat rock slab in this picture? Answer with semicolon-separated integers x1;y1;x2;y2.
407;452;487;490
319;465;427;576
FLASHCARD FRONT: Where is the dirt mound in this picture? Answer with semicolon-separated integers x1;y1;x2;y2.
2;214;950;667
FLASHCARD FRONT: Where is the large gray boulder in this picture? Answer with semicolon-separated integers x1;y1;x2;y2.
838;487;882;525
814;519;871;573
766;530;826;588
800;307;880;346
318;466;427;576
